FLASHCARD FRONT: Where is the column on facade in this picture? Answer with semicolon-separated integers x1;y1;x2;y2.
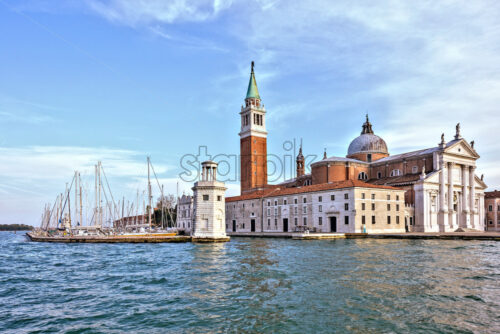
469;166;476;228
438;157;448;231
462;165;469;212
439;159;447;212
448;162;454;229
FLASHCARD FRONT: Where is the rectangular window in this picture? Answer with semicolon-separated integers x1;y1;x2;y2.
217;195;222;201
303;217;307;225
372;203;375;210
294;198;298;204
284;200;287;205
396;204;400;211
396;195;400;201
203;195;209;201
267;208;270;216
344;193;349;199
372;216;376;224
267;201;270;206
243;223;245;228
331;195;335;201
319;205;322;212
489;205;493;211
396;216;400;224
274;208;278;215
274;200;278;206
387;204;391;211
303;198;307;203
345;203;349;211
362;216;366;224
362;193;365;199
362;203;365;210
303;206;307;214
371;194;375;200
319;217;323;225
267;219;270;226
319;196;323;202
387;216;391;224
294;207;298;214
344;216;349;225
274;219;277;226
387;195;391;200
294;217;298;225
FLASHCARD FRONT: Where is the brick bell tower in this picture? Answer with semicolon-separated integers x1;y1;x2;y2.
239;61;268;194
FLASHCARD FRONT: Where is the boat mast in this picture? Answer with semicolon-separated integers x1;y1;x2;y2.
122;196;125;230
95;164;98;227
148;157;152;230
74;171;78;226
98;161;102;227
161;184;165;229
79;172;83;227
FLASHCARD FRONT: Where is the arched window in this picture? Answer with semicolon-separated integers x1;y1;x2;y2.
358;172;368;180
390;169;401;177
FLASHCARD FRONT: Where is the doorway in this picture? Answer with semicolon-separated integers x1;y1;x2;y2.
251;219;255;232
232;220;236;232
330;217;337;232
283;218;288;232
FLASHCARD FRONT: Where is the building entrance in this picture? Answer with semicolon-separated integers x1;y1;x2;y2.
330;217;337;232
283;218;288;232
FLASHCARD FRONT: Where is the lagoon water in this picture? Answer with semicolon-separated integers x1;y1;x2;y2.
1;232;499;333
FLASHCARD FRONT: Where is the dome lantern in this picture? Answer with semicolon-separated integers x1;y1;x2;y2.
347;115;389;162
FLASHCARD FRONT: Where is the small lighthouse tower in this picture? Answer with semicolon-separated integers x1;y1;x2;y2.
192;161;229;242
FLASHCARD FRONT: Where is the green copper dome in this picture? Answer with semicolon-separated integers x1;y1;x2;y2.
246;61;260;100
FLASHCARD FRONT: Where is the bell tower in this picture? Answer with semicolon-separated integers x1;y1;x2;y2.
239;61;268;194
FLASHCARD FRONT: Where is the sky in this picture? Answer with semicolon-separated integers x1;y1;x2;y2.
1;0;500;226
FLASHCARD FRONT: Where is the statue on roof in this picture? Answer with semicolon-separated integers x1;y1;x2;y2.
455;123;461;139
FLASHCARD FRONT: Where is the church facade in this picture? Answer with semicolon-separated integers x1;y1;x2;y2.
225;62;487;233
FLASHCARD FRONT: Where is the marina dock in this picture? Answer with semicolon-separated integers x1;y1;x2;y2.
26;232;231;243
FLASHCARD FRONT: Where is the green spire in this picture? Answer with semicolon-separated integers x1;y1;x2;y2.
246;61;260;100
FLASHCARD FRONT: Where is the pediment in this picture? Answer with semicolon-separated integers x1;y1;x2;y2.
424;170;440;183
444;139;479;159
474;174;487;190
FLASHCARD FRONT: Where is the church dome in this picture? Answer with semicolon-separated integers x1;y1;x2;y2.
347;115;388;156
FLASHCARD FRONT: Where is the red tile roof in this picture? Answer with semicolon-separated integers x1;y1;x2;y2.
226;180;401;202
485;190;500;199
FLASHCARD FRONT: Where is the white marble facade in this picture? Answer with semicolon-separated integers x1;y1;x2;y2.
413;137;487;232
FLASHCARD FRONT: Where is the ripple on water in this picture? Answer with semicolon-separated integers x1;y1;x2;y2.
0;233;500;333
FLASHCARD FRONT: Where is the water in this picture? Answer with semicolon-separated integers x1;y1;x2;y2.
1;232;499;333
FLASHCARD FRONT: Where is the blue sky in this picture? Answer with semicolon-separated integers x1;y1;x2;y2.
1;0;500;225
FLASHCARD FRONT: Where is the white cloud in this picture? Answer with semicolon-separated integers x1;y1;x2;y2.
86;0;234;25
